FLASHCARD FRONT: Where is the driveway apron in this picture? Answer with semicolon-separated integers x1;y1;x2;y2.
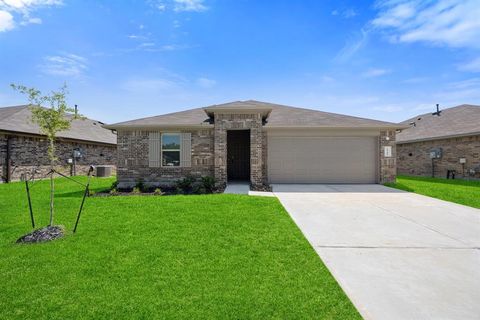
273;184;480;320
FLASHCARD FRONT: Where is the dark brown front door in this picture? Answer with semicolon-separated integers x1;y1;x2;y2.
227;130;250;180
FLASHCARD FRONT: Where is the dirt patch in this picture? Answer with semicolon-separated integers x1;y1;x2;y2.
16;225;65;244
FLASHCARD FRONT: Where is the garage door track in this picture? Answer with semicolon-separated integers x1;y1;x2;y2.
273;184;480;320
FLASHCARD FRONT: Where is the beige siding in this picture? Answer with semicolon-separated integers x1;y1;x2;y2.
268;134;378;183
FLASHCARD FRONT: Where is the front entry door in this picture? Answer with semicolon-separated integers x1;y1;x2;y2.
227;130;250;180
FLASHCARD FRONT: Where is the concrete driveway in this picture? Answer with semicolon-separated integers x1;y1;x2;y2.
272;184;480;320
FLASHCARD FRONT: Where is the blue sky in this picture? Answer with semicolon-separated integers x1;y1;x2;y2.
1;0;479;123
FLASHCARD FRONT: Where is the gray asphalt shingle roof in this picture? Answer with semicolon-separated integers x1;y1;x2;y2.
396;104;480;143
0;105;117;145
105;100;402;129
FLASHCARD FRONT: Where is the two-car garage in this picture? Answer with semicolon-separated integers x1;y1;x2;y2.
267;130;379;184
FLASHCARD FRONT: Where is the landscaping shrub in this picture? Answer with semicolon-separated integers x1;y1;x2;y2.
153;188;163;196
200;176;216;193
135;179;147;192
109;188;119;195
192;183;206;195
131;187;141;195
110;180;118;190
175;176;196;194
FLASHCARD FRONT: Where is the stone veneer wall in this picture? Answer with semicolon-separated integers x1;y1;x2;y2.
379;130;397;183
213;113;265;188
0;134;6;182
0;133;116;182
397;135;480;179
117;129;214;188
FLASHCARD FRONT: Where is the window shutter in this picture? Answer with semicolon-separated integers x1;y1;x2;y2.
148;132;161;167
181;132;191;167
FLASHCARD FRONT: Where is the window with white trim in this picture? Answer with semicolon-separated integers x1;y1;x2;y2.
162;133;181;167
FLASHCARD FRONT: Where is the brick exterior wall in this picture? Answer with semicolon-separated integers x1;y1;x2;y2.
0;133;117;182
213;113;265;188
0;134;6;182
397;135;480;179
117;129;214;188
114;117;397;187
379;130;397;183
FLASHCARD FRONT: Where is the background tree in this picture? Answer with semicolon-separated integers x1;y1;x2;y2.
11;83;82;226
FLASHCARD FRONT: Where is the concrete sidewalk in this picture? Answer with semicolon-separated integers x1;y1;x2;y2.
273;184;480;320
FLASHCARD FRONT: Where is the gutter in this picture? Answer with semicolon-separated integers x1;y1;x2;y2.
264;125;409;130
396;131;480;144
0;130;116;147
103;124;214;130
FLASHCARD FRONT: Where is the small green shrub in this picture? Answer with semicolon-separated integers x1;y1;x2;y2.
109;188;119;195
110;180;118;190
192;184;206;195
175;176;196;194
153;188;163;195
200;176;216;193
131;187;141;195
135;179;146;192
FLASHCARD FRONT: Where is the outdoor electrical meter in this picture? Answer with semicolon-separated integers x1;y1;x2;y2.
429;148;442;159
384;146;392;158
73;148;83;159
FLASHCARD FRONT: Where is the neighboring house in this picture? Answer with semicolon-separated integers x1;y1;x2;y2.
397;104;480;179
105;100;403;189
0;105;117;182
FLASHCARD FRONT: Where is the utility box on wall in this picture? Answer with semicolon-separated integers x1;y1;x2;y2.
384;146;392;158
429;148;442;159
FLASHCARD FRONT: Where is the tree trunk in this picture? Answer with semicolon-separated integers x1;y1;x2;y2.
49;140;54;226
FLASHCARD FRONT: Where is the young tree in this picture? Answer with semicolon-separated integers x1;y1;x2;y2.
11;83;82;226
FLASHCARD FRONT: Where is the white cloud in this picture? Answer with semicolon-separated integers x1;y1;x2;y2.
173;0;206;12
0;10;14;31
371;0;480;49
458;57;480;72
448;77;480;90
332;7;357;19
402;76;429;84
372;105;404;112
39;53;87;77
362;68;391;78
122;78;179;93
196;77;216;88
20;16;40;25
0;0;62;31
335;28;369;62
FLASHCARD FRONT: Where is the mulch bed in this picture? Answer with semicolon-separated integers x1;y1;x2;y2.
16;225;65;244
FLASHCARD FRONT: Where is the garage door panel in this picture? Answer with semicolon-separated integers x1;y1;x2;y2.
268;136;377;183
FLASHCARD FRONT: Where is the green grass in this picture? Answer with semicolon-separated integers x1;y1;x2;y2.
385;175;480;209
0;177;360;319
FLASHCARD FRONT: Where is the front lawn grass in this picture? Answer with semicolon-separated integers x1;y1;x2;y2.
385;175;480;209
0;177;360;319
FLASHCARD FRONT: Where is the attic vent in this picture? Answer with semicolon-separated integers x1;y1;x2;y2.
417;117;421;120
93;122;97;125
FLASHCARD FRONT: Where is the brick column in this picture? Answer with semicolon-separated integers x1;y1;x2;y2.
379;130;396;183
214;121;227;187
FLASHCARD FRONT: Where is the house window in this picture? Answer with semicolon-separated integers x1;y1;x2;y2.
162;133;181;166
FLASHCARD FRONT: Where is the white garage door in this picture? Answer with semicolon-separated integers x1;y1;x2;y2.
268;136;378;183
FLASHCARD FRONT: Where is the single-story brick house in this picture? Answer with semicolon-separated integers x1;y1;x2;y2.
105;100;405;189
397;104;480;179
0;105;117;182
